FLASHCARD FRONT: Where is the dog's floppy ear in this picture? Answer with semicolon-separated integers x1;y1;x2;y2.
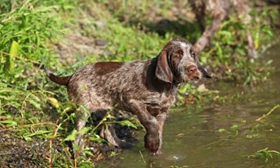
156;50;173;83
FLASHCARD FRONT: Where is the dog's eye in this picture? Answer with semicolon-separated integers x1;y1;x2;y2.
178;50;183;55
175;50;183;58
191;51;195;57
190;48;196;58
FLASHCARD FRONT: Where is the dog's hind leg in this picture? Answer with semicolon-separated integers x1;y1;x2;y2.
100;123;133;149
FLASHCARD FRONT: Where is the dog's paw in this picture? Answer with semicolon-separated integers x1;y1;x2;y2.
144;133;160;153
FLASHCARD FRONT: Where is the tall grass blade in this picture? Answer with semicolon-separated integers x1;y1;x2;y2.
4;41;19;74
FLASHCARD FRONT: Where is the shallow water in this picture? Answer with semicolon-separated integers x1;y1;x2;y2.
99;44;280;168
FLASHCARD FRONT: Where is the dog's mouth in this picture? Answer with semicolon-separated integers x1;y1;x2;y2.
181;75;200;84
191;76;200;81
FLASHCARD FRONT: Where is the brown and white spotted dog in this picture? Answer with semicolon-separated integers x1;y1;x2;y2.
45;38;211;155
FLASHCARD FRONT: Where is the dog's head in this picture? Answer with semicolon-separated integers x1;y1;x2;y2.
156;38;211;84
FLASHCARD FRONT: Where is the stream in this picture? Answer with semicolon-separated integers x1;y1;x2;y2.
99;43;280;168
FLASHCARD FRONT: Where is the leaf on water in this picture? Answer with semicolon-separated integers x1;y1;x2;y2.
265;59;273;66
230;124;239;130
218;128;226;133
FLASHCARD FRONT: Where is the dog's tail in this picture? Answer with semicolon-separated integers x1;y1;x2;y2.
43;65;72;85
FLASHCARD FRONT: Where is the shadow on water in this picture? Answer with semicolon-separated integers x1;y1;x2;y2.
99;43;280;168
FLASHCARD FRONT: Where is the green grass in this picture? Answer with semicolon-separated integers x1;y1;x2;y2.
0;0;279;167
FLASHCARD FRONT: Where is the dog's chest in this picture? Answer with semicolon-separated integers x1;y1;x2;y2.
144;91;175;116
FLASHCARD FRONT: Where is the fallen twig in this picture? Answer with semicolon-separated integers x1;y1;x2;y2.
256;104;279;122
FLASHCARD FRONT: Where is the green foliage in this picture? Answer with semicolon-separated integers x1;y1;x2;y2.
0;0;64;62
201;12;275;84
249;148;280;163
217;124;240;138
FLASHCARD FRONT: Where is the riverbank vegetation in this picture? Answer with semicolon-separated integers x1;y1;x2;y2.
0;0;279;167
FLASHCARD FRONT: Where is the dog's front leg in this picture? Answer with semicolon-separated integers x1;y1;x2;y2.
156;112;167;154
129;99;160;154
